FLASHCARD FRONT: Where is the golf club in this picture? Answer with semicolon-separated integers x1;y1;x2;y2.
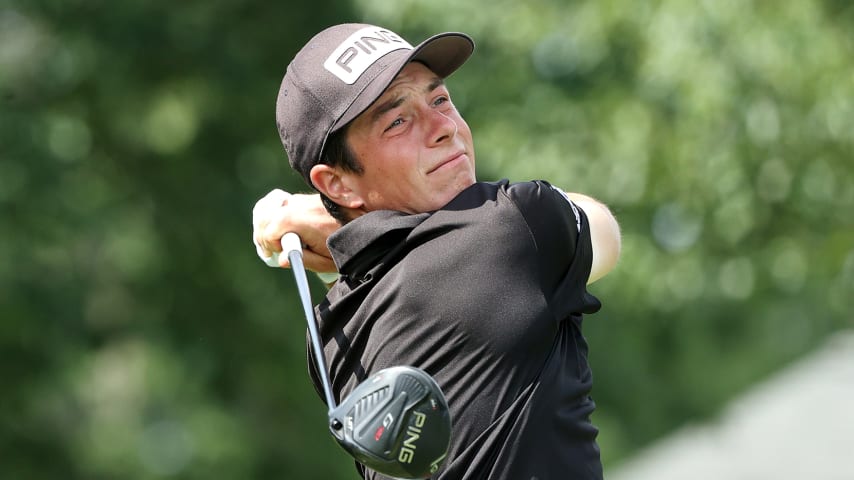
281;232;452;479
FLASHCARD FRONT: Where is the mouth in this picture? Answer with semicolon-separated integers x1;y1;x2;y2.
427;152;467;175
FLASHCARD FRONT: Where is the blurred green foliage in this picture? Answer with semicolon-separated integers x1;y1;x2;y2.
1;0;852;478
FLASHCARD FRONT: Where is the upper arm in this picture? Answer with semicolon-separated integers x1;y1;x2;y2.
565;192;621;284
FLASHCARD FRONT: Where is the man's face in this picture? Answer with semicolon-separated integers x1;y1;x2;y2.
341;62;476;214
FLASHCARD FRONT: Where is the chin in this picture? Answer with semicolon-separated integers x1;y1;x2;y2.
455;173;477;191
441;180;475;205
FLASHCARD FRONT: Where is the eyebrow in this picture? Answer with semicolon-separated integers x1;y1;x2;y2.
369;76;446;124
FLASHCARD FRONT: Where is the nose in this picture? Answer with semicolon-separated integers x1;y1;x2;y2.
428;109;458;146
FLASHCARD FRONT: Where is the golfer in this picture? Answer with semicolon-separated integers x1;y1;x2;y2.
253;23;621;479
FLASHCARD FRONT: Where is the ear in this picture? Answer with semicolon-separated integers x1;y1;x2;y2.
309;164;364;209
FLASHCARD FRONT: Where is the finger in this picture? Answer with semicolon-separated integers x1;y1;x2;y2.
276;253;292;269
253;190;292;263
301;249;336;273
261;215;288;254
252;189;291;229
256;236;274;262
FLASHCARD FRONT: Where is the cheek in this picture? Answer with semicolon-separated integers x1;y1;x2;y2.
359;150;420;197
452;119;475;150
374;145;421;179
459;122;474;146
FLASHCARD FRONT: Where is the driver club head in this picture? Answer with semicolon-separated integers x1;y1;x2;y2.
328;366;452;479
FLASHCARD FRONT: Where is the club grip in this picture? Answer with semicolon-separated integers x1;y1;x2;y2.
281;232;302;257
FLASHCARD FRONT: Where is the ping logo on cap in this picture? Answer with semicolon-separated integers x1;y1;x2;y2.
324;27;413;84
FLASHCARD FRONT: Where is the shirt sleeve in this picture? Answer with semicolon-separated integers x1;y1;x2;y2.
549;185;582;234
505;181;601;317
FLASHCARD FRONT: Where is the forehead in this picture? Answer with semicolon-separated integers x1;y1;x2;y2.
383;61;440;92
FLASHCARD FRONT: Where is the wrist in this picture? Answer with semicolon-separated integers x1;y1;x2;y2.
315;271;340;286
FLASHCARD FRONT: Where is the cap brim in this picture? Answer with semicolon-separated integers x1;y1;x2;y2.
331;32;474;133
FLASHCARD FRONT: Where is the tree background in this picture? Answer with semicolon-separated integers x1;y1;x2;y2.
1;0;852;478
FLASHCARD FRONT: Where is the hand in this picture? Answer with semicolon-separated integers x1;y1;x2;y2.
252;189;340;272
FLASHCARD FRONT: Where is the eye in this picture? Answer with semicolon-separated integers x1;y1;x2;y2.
384;117;404;132
432;95;450;107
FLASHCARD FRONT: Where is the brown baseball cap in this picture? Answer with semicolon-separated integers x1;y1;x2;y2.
275;23;475;187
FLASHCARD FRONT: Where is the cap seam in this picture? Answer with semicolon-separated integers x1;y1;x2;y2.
289;64;336;122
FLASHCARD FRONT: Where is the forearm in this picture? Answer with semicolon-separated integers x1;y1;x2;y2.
565;192;621;284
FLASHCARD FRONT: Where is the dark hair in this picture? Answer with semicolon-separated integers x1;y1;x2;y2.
318;126;363;224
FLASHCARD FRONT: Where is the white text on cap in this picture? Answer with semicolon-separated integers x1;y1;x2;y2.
323;27;414;84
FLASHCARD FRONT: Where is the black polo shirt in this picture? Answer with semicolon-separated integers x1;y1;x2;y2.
309;180;603;480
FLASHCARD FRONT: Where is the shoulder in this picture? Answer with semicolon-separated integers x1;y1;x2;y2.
503;180;568;207
501;180;579;228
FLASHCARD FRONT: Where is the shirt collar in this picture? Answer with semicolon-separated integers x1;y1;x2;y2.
328;209;429;277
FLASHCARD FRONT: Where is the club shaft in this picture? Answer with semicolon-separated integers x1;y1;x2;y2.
288;249;338;411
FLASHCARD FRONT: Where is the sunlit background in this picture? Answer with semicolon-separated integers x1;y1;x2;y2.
1;0;852;478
